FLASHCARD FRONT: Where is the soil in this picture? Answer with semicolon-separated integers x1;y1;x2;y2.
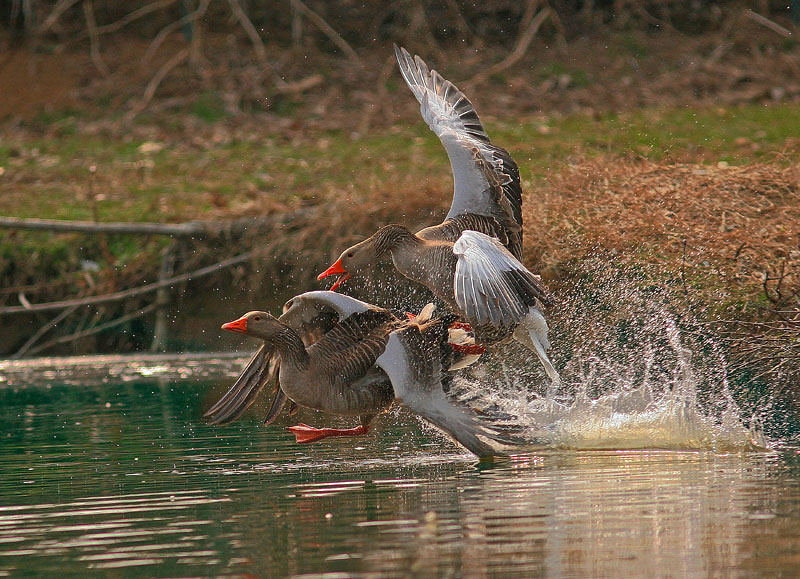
1;15;798;126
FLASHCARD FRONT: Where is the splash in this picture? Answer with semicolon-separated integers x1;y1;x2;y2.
457;263;769;453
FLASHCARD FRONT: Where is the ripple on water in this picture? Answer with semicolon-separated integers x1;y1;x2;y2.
0;490;228;574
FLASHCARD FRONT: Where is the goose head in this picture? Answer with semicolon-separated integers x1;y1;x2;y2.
221;311;283;340
317;237;378;291
318;225;414;291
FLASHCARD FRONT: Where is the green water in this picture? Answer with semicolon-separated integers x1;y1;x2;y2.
1;355;800;576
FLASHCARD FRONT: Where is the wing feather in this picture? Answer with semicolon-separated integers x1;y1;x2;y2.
204;344;279;425
453;231;551;328
376;325;513;458
207;291;387;425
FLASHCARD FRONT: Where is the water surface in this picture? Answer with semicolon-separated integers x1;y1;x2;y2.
1;354;799;576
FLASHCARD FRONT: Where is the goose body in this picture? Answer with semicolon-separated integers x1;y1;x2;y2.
205;291;515;458
318;47;559;384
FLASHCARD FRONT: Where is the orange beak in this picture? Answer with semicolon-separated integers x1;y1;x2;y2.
317;258;350;291
221;316;248;334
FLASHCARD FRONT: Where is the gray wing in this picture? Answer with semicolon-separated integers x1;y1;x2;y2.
280;290;379;342
395;45;523;256
375;324;513;458
453;230;552;329
204;344;279;425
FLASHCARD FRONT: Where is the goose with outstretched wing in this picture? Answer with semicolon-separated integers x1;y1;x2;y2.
319;145;561;386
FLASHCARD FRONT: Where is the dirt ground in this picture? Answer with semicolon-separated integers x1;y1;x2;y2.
1;10;799;126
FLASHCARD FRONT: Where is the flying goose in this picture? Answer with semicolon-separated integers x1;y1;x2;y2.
204;291;516;458
318;222;560;386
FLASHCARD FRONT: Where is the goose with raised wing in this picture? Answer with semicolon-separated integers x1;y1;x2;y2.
204;291;515;458
318;47;559;384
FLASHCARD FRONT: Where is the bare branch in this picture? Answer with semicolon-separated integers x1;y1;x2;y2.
24;303;159;358
275;74;324;95
469;2;551;86
744;9;793;38
0;211;315;237
12;304;80;358
0;251;255;315
0;216;207;236
127;47;189;120
228;0;285;88
290;0;362;65
38;0;82;34
228;0;268;62
94;0;179;37
84;0;109;77
145;0;212;62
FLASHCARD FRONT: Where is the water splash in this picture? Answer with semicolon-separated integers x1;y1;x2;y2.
458;263;769;453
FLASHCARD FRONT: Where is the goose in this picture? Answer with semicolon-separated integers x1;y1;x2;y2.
391;45;524;258
204;291;516;458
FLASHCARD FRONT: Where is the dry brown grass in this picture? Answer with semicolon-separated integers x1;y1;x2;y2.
518;158;800;407
525;158;800;308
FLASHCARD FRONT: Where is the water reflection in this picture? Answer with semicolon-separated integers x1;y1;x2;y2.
1;358;799;576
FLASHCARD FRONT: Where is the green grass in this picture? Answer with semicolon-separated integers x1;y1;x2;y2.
190;91;228;123
494;103;800;181
1;102;797;224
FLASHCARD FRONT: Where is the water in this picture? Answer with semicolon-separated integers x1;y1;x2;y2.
1;352;800;577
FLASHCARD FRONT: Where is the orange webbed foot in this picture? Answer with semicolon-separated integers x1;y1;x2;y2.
287;423;369;444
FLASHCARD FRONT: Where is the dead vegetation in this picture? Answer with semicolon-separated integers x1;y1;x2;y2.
526;158;800;408
530;159;800;301
1;2;799;124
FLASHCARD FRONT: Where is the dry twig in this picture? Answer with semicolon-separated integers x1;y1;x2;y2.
12;304;80;358
290;0;363;65
744;9;793;38
126;47;189;120
145;0;212;62
93;0;178;37
0;251;255;315
228;0;285;89
83;0;109;77
468;2;551;86
38;0;81;34
23;303;159;358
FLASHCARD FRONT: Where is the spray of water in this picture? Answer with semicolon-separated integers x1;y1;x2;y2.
454;260;769;452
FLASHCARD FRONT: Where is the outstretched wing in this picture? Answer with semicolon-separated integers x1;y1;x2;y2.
280;290;381;345
204;344;278;425
453;230;552;329
395;45;523;258
375;323;517;458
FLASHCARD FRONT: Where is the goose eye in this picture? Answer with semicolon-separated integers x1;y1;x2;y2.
253;315;262;321
346;251;354;258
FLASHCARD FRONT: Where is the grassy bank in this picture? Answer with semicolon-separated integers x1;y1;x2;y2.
3;102;798;222
0;102;798;374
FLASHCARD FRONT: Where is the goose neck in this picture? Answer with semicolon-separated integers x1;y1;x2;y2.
270;327;309;369
374;224;420;256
